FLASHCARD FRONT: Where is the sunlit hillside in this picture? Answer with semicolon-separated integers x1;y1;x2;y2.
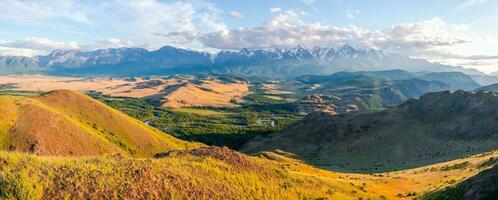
1;146;498;199
0;90;198;157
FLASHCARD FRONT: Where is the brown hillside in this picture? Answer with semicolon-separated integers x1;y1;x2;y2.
242;91;498;172
0;90;199;157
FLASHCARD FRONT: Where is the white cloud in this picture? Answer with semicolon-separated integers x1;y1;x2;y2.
199;10;310;49
80;38;136;50
270;7;282;13
199;13;470;53
228;11;244;19
345;9;360;19
0;46;44;57
0;0;92;25
0;37;136;56
458;0;489;9
372;18;471;54
153;31;199;45
0;0;227;51
0;38;79;51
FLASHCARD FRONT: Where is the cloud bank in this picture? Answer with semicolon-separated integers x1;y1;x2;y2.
0;0;227;54
197;11;470;58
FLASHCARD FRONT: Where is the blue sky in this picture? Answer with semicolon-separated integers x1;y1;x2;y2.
0;0;497;73
218;0;496;30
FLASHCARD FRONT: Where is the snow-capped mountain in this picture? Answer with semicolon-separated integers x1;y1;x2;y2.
0;44;484;77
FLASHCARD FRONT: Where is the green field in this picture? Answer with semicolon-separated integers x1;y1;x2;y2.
87;91;301;149
0;90;43;96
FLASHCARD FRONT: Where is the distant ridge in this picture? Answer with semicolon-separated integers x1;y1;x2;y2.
477;83;498;92
0;45;484;77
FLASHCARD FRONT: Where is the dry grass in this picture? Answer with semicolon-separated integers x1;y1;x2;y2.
0;75;130;93
261;82;295;95
0;75;250;108
261;150;498;199
172;108;226;116
0;75;185;98
0;90;199;157
161;80;249;108
0;147;341;200
0;146;497;199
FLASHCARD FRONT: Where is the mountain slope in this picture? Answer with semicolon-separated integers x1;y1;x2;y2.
424;164;498;200
0;90;197;157
285;70;452;113
242;91;498;172
420;72;480;91
470;74;498;86
0;56;41;74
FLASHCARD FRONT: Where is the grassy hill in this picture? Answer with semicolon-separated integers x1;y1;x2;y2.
0;90;198;157
0;147;335;199
1;146;498;199
242;91;498;172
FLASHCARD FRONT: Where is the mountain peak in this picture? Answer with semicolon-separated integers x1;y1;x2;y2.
287;45;312;58
337;44;359;55
294;44;306;49
47;49;80;57
240;48;254;56
157;45;182;52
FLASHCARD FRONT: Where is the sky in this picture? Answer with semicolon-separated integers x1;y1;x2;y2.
0;0;497;73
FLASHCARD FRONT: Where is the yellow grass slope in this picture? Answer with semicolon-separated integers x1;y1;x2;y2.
0;90;198;157
0;146;497;199
161;80;249;108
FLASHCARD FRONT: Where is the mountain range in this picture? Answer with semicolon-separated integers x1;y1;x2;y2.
295;69;481;91
265;70;480;114
0;45;485;78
